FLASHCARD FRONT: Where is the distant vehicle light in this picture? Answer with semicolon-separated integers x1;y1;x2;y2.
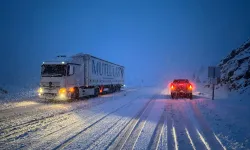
62;61;65;64
123;84;126;87
59;88;67;94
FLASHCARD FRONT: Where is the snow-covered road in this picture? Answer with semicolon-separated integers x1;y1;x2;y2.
0;87;249;150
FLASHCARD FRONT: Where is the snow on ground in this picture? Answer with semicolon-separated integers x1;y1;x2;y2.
194;82;250;149
0;85;249;150
0;84;37;105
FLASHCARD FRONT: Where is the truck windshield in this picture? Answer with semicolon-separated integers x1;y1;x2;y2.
41;64;66;77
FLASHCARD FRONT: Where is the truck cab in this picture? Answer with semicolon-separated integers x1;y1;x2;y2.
38;57;81;100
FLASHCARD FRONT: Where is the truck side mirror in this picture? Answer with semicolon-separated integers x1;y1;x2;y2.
69;65;74;76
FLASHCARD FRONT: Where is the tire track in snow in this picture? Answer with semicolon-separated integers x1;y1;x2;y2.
80;117;125;150
28;95;151;150
117;96;156;150
52;94;146;150
171;100;194;150
166;102;176;150
104;95;157;150
86;117;130;150
177;101;226;150
1;108;103;150
185;127;196;150
0;114;69;141
84;97;159;150
147;105;166;150
188;101;224;150
180;100;207;150
61;96;149;150
0;104;103;142
0;91;135;141
164;99;208;150
0;90;141;149
0;90;130;131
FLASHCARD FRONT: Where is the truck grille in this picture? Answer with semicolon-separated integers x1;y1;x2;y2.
40;82;60;87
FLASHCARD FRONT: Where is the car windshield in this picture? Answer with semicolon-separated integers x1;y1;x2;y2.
41;64;66;77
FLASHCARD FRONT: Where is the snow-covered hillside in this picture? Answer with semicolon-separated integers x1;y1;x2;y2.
219;39;250;93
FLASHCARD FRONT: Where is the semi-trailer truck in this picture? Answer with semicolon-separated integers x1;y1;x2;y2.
38;53;125;100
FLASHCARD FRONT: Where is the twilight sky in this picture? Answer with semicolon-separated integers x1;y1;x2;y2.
1;0;250;86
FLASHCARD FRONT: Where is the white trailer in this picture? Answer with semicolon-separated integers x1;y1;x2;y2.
38;53;125;100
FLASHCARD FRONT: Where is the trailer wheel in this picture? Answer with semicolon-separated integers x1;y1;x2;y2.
71;87;79;100
115;86;119;92
109;86;114;93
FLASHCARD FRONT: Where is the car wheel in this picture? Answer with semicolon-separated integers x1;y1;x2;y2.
189;94;193;100
175;93;178;100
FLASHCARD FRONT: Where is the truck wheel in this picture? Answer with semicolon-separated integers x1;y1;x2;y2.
94;88;99;97
71;87;79;100
110;86;115;93
114;86;117;92
189;94;193;100
171;93;174;99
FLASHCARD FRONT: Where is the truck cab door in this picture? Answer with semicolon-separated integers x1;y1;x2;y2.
66;65;76;87
67;65;82;87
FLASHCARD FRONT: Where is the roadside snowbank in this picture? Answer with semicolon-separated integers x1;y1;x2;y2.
194;82;250;149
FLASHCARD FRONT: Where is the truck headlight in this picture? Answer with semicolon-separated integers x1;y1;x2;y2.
37;87;43;93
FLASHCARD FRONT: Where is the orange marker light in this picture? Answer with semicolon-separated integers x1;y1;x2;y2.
59;88;67;94
189;85;192;89
69;87;74;93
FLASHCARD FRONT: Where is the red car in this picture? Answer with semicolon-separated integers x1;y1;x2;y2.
170;79;193;99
